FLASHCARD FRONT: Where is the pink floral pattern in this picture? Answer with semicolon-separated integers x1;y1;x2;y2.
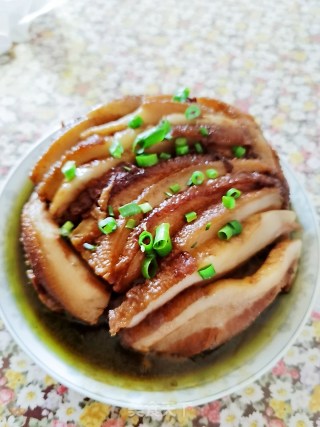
0;0;319;425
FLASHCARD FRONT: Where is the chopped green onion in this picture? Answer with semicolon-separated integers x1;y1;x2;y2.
229;220;242;235
185;211;197;223
98;217;117;234
60;221;74;237
108;205;114;217
119;202;141;217
83;242;97;251
218;220;242;240
62;161;76;181
205;222;211;230
125;219;137;229
191;241;198;249
128;115;143;129
169;183;181;194
109;139;124;159
139;202;152;213
199;126;209;136
232;145;246;158
190;170;205;185
175;137;187;147
173;87;190;102
185;104;201;120
206;168;218;179
176;145;189;156
222;196;236;209
141;254;158;279
136;153;159;167
198;264;216;280
138;231;154;253
153;223;172;257
194;142;204;153
133;120;171;152
123;165;132;172
164;191;173;198
226;188;242;199
217;224;234;240
159;152;171;160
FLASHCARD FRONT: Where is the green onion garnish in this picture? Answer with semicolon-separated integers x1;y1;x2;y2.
60;221;74;237
218;220;242;240
108;205;114;217
61;161;76;182
173;87;190;102
175;137;187;147
195;142;204;153
159;152;171;160
206;169;218;179
176;145;189;156
205;222;211;230
128;115;143;129
125;219;137;229
169;183;181;194
164;191;173;198
229;220;242;235
191;241;198;249
185;211;197;223
153;223;172;257
198;264;216;280
133;120;171;152
119;202;141;217
190;171;205;185
232;145;246;158
217;224;234;240
109;139;124;159
185;105;201;120
226;188;242;199
136;153;159;167
123;165;132;172
138;231;154;253
98;217;117;234
222;196;236;209
200;126;209;136
139;202;152;214
141;254;158;279
83;242;97;251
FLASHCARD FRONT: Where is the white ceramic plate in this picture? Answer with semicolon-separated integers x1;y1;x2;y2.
0;127;319;410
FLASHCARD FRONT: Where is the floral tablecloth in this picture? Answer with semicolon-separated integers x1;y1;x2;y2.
0;0;320;426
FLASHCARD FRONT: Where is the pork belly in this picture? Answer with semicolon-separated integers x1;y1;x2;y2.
174;187;284;251
109;209;298;334
30;118;97;185
113;172;282;291
21;193;111;324
38;134;110;201
121;239;301;355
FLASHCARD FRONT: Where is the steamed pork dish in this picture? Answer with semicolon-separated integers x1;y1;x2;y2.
21;91;301;357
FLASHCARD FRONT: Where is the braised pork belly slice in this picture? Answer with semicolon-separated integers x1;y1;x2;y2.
113;172;282;292
21;194;111;324
38;135;110;201
30;118;97;185
174;187;284;252
86;95;142;127
31;96;142;184
105;155;222;213
81;98;212;139
109;209;298;334
121;239;301;355
40;127;139;204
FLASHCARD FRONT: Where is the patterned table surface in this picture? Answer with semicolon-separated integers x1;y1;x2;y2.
0;0;320;426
